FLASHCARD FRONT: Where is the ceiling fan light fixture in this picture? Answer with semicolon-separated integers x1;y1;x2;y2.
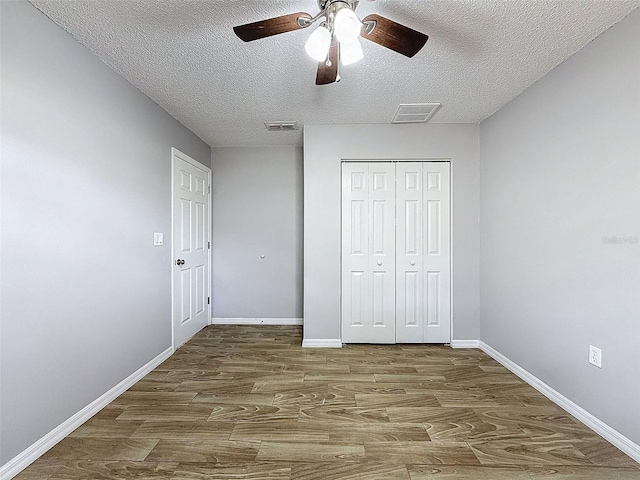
305;24;332;62
233;1;430;85
341;37;364;66
334;7;361;44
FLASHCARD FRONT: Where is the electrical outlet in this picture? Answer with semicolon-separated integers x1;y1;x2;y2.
589;345;602;368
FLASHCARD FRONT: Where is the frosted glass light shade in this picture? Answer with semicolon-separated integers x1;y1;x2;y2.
305;25;332;62
334;7;361;44
341;37;364;65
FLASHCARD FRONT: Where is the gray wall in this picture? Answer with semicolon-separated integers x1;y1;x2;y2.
479;8;640;444
304;124;480;342
210;147;303;319
0;1;210;465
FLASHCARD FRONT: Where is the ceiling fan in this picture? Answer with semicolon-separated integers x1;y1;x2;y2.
233;0;429;85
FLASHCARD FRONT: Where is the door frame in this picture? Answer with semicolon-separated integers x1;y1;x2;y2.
339;159;453;344
170;147;212;351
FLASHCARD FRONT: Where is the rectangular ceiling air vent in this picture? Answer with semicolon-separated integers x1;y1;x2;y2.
392;103;442;124
264;122;300;131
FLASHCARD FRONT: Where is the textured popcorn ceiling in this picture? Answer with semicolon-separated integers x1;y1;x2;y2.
29;0;639;147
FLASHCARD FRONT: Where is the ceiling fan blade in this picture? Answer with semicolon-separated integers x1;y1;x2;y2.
316;38;339;85
360;14;428;58
234;12;312;42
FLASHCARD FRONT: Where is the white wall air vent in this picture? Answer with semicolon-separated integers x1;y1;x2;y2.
392;103;442;124
264;122;300;131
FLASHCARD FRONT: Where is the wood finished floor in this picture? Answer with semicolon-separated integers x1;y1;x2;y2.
17;325;639;480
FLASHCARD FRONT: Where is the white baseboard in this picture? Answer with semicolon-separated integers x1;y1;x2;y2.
478;341;640;464
0;346;174;480
210;317;303;326
302;339;343;348
450;339;480;349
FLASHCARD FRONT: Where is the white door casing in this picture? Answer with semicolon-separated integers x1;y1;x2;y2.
171;148;211;349
341;162;396;344
341;161;451;344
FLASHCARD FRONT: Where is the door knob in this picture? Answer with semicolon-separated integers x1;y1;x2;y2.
175;259;185;266
410;261;416;266
377;260;383;266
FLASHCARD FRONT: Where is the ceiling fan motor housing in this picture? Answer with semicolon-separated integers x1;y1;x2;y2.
318;0;360;14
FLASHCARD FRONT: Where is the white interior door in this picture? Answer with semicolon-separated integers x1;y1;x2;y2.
342;161;451;344
341;162;396;344
172;148;210;348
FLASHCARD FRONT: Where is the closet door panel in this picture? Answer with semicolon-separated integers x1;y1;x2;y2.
368;163;396;344
396;163;424;343
342;164;370;343
423;163;451;343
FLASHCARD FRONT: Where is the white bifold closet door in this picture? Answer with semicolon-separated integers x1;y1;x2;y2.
341;161;451;344
341;162;396;344
396;162;451;343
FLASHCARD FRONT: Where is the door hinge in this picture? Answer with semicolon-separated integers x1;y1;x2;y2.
207;297;210;305
208;241;210;249
208;184;211;194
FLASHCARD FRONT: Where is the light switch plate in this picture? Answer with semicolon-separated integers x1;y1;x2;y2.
154;233;164;246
